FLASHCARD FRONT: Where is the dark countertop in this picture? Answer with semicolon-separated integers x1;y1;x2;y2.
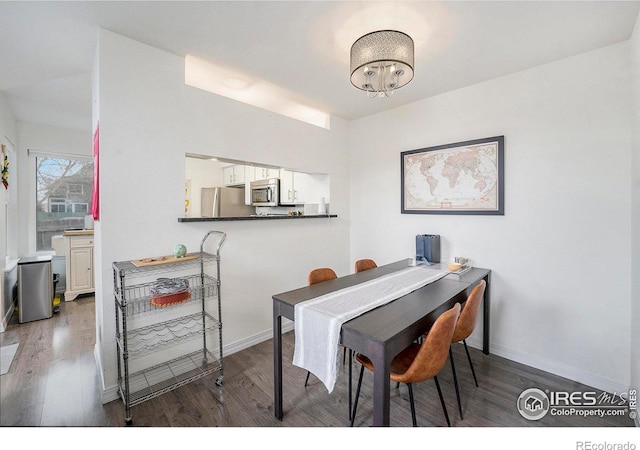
178;214;337;222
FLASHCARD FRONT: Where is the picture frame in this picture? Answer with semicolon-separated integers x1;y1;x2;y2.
401;136;504;215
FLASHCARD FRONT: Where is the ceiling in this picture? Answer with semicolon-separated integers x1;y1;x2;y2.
1;1;639;132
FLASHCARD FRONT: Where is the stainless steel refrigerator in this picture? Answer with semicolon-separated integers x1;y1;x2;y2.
18;255;53;323
201;187;254;217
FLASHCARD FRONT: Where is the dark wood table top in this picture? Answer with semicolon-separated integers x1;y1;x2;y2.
272;258;491;426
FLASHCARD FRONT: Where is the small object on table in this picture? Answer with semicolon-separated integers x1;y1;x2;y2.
447;257;473;275
173;244;187;258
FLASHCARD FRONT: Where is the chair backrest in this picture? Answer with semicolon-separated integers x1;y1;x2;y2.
308;268;338;286
451;279;486;343
354;259;377;273
395;303;461;384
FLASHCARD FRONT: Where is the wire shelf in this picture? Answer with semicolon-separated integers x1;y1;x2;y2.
114;230;226;424
118;349;222;408
119;311;220;358
113;252;218;278
115;273;218;316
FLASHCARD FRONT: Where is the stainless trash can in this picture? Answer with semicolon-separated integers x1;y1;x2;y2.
18;256;53;323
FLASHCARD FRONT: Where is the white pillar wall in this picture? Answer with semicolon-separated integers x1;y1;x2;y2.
93;30;350;401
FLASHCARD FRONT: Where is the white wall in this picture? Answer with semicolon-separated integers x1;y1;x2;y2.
349;43;633;394
0;92;18;331
629;11;640;424
94;30;350;401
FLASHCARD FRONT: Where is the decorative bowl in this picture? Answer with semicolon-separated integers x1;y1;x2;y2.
447;262;462;271
173;244;187;258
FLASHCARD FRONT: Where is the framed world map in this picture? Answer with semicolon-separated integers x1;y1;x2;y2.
401;136;504;215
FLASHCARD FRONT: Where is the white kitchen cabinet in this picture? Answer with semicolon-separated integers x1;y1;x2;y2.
64;232;94;301
253;167;279;181
223;165;246;186
279;169;308;204
279;169;329;205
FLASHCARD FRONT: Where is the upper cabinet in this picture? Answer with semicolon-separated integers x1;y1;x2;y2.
254;167;279;181
223;165;246;187
279;169;301;204
279;170;329;205
224;164;280;187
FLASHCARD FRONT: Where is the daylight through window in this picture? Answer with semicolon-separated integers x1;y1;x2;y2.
36;156;93;251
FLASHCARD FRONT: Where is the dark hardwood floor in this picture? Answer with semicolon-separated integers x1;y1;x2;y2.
1;296;635;432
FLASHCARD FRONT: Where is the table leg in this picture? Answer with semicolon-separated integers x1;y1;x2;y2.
482;273;491;355
371;350;391;426
273;306;283;420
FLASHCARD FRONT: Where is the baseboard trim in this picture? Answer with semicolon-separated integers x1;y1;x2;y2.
100;321;295;404
95;343;120;404
466;337;629;395
0;301;14;333
224;322;295;356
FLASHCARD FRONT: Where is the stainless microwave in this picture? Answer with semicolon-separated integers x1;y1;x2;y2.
250;178;279;206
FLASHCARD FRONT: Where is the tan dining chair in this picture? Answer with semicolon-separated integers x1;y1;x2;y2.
350;302;461;427
449;279;486;420
354;258;377;273
307;267;337;286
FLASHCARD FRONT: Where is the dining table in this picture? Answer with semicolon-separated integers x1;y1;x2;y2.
272;258;491;426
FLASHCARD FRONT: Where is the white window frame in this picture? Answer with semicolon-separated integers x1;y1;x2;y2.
48;198;67;213
28;150;92;256
72;203;89;213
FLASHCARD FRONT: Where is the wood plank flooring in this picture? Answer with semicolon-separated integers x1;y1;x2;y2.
1;296;635;431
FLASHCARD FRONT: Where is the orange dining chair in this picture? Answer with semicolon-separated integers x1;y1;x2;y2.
354;258;377;273
449;279;486;420
350;303;461;427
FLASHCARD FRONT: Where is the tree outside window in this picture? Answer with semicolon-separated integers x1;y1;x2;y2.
36;157;93;251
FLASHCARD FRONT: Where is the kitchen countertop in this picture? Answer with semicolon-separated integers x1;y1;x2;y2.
63;229;94;236
178;214;337;222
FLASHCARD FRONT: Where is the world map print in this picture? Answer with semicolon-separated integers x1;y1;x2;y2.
403;141;501;212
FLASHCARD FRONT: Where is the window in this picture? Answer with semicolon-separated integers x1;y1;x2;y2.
72;203;89;213
35;156;93;251
49;198;67;213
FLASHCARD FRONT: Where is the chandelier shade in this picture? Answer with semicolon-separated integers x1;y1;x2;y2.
350;30;414;98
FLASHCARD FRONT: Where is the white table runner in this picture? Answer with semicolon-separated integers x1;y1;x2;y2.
292;265;448;393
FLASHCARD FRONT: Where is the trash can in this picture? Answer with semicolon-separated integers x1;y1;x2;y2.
17;256;53;323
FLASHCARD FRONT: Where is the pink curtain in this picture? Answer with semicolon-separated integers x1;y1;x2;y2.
90;123;100;221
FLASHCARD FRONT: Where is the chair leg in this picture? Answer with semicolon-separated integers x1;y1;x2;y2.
463;340;479;387
407;383;417;427
434;376;451;427
304;371;311;387
449;347;463;420
348;350;352;421
350;365;365;427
